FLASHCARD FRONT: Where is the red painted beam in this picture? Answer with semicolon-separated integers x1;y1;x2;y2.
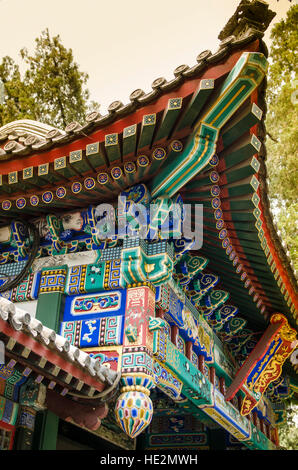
225;315;285;401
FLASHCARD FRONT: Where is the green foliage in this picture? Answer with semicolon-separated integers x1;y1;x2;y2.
0;56;35;126
0;29;99;129
278;403;298;450
266;8;298;449
267;5;298;96
265;5;298;270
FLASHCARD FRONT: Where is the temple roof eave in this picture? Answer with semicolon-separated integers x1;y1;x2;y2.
0;297;120;402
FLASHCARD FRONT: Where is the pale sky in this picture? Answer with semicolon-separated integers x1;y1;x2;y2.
0;0;295;115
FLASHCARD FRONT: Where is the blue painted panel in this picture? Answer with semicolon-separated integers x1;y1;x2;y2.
60;315;125;347
63;289;127;322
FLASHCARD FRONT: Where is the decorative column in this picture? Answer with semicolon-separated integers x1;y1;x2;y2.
115;285;156;438
34;265;68;450
15;377;46;450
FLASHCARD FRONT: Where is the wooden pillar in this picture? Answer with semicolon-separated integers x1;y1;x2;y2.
185;341;193;361
33;265;68;450
252;411;259;429
33;409;59;451
171;325;179;347
265;422;270;439
260;418;266;435
198;355;205;375
271;427;279;447
209;366;216;386
219;377;226;396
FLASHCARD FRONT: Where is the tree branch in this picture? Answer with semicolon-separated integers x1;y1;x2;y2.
266;131;279;143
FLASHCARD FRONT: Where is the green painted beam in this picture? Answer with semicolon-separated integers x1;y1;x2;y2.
86;142;107;169
183;172;217;190
151;53;268;198
155;333;213;408
122;124;137;157
154;97;183;142
221;102;263;148
22;166;50;188
138;114;156;150
53;156;78;179
226;219;262;233
176;79;215;131
220;134;261;169
201;229;265;252
105;133;121;164
224;175;259;198
202;258;284;300
224;157;260;183
203;248;281;286
183;192;260;212
0;173;14;194
69;149;93;174
37;162;63;184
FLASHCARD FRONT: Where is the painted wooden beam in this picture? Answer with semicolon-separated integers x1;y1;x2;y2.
85;142;108;169
226;313;298;416
105;133;121;164
122;124;137;157
53;155;78;179
154;97;183;142
176;79;215;131
37;163;62;184
221;102;263;148
22;166;50;188
138;114;156;150
151;52;268;198
69;149;93;174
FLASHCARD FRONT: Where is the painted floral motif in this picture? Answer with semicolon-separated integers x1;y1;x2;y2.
2;201;11;211
152;148;166;160
30;195;39;206
56;187;66;198
71;182;82;193
42;191;53;204
16;198;26;209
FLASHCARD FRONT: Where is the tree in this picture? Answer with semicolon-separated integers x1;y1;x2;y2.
265;5;298;270
278;401;298;450
0;29;99;129
265;7;298;449
0;56;35;127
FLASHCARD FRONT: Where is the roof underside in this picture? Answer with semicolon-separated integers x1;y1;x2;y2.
0;2;296;358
